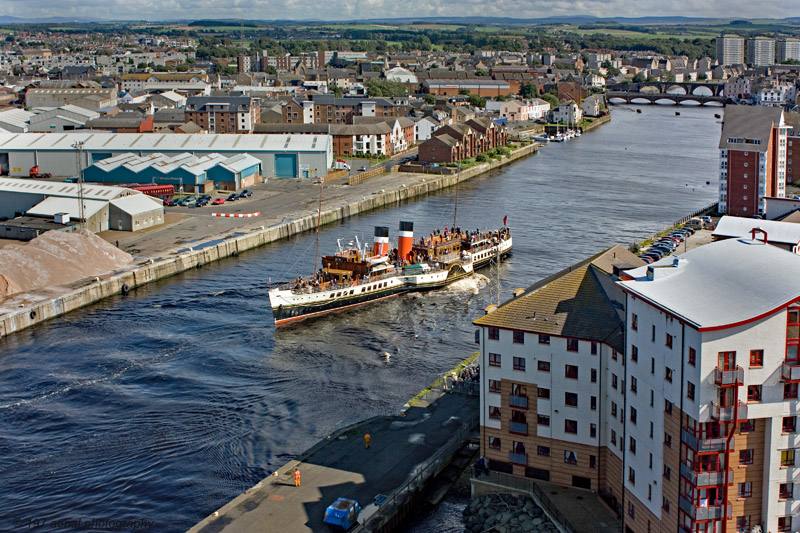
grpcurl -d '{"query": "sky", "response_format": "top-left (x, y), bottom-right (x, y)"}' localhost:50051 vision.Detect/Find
top-left (3, 0), bottom-right (800, 22)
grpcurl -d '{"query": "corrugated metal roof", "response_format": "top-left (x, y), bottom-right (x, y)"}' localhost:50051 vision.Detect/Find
top-left (0, 109), bottom-right (35, 129)
top-left (219, 153), bottom-right (262, 172)
top-left (0, 177), bottom-right (129, 200)
top-left (0, 132), bottom-right (330, 153)
top-left (712, 215), bottom-right (800, 245)
top-left (27, 197), bottom-right (107, 219)
top-left (110, 194), bottom-right (163, 215)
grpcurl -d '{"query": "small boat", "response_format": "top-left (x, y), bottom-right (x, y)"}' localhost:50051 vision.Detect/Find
top-left (714, 114), bottom-right (721, 119)
top-left (675, 111), bottom-right (681, 116)
top-left (268, 222), bottom-right (512, 325)
top-left (532, 134), bottom-right (550, 143)
top-left (636, 109), bottom-right (642, 114)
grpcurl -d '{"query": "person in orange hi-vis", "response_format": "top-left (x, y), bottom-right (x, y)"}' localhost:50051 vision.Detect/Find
top-left (294, 468), bottom-right (300, 487)
top-left (364, 433), bottom-right (371, 449)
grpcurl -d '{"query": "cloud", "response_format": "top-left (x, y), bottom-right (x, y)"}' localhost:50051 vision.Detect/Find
top-left (4, 0), bottom-right (800, 21)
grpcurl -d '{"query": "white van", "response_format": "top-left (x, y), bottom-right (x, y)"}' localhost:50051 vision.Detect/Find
top-left (334, 159), bottom-right (351, 171)
top-left (684, 218), bottom-right (705, 230)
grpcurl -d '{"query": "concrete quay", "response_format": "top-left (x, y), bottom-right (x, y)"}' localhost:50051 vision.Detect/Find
top-left (0, 143), bottom-right (537, 339)
top-left (188, 391), bottom-right (479, 533)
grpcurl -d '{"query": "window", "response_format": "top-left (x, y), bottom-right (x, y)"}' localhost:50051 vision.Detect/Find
top-left (537, 388), bottom-right (550, 399)
top-left (688, 347), bottom-right (696, 366)
top-left (650, 422), bottom-right (654, 438)
top-left (784, 416), bottom-right (797, 433)
top-left (489, 437), bottom-right (501, 450)
top-left (489, 353), bottom-right (501, 367)
top-left (489, 407), bottom-right (501, 420)
top-left (537, 414), bottom-right (550, 426)
top-left (750, 349), bottom-right (763, 367)
top-left (537, 361), bottom-right (550, 372)
top-left (488, 327), bottom-right (499, 340)
top-left (590, 423), bottom-right (597, 438)
top-left (665, 400), bottom-right (673, 415)
top-left (612, 350), bottom-right (618, 361)
top-left (565, 392), bottom-right (578, 407)
top-left (631, 313), bottom-right (638, 331)
top-left (747, 385), bottom-right (761, 402)
top-left (590, 368), bottom-right (597, 383)
top-left (629, 437), bottom-right (636, 454)
top-left (665, 367), bottom-right (673, 383)
top-left (651, 325), bottom-right (656, 342)
top-left (786, 383), bottom-right (799, 400)
top-left (537, 445), bottom-right (550, 457)
top-left (630, 407), bottom-right (637, 424)
top-left (611, 429), bottom-right (617, 445)
top-left (489, 379), bottom-right (501, 393)
top-left (649, 453), bottom-right (653, 468)
top-left (565, 365), bottom-right (578, 379)
top-left (779, 517), bottom-right (792, 532)
top-left (650, 390), bottom-right (654, 407)
top-left (780, 483), bottom-right (793, 500)
top-left (611, 402), bottom-right (618, 418)
top-left (687, 381), bottom-right (695, 401)
top-left (628, 467), bottom-right (635, 485)
top-left (666, 333), bottom-right (673, 349)
top-left (740, 419), bottom-right (754, 433)
top-left (564, 450), bottom-right (578, 465)
top-left (630, 376), bottom-right (637, 393)
top-left (664, 433), bottom-right (672, 448)
top-left (738, 482), bottom-right (752, 498)
top-left (663, 465), bottom-right (671, 480)
top-left (662, 497), bottom-right (670, 513)
top-left (631, 345), bottom-right (638, 362)
top-left (651, 358), bottom-right (654, 374)
top-left (538, 334), bottom-right (550, 345)
top-left (781, 449), bottom-right (795, 467)
top-left (513, 357), bottom-right (526, 371)
top-left (591, 342), bottom-right (598, 355)
top-left (567, 338), bottom-right (579, 352)
top-left (590, 396), bottom-right (597, 410)
top-left (736, 516), bottom-right (750, 532)
top-left (612, 374), bottom-right (618, 389)
top-left (565, 419), bottom-right (578, 434)
top-left (513, 330), bottom-right (524, 344)
top-left (590, 455), bottom-right (596, 469)
top-left (739, 449), bottom-right (754, 465)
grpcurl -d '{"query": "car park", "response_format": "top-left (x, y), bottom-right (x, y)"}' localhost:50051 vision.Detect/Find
top-left (239, 189), bottom-right (253, 198)
top-left (212, 197), bottom-right (226, 205)
top-left (182, 197), bottom-right (197, 208)
top-left (196, 198), bottom-right (210, 207)
top-left (639, 255), bottom-right (654, 264)
top-left (227, 193), bottom-right (239, 202)
top-left (164, 197), bottom-right (181, 206)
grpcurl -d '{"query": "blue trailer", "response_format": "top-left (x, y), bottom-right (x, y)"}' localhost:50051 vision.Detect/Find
top-left (323, 497), bottom-right (361, 530)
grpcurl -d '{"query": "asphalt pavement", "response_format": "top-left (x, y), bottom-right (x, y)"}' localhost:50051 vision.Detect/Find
top-left (188, 391), bottom-right (479, 533)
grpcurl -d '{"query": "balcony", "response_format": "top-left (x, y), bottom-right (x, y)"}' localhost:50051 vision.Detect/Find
top-left (714, 366), bottom-right (744, 387)
top-left (509, 422), bottom-right (528, 435)
top-left (509, 452), bottom-right (528, 465)
top-left (782, 362), bottom-right (800, 383)
top-left (509, 395), bottom-right (528, 409)
top-left (680, 462), bottom-right (733, 486)
top-left (679, 496), bottom-right (731, 521)
top-left (680, 429), bottom-right (732, 452)
top-left (710, 401), bottom-right (747, 422)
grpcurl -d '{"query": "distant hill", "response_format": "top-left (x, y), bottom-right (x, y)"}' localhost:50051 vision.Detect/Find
top-left (0, 15), bottom-right (105, 24)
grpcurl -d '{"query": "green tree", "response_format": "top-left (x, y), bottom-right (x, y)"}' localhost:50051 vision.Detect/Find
top-left (541, 93), bottom-right (559, 109)
top-left (633, 72), bottom-right (646, 83)
top-left (468, 94), bottom-right (486, 108)
top-left (459, 88), bottom-right (471, 95)
top-left (424, 94), bottom-right (436, 105)
top-left (264, 65), bottom-right (277, 75)
top-left (519, 82), bottom-right (536, 99)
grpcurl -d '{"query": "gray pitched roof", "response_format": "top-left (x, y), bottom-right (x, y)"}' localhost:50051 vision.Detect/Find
top-left (719, 105), bottom-right (783, 152)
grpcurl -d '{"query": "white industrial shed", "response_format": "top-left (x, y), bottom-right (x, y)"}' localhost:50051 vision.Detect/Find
top-left (0, 132), bottom-right (333, 178)
top-left (28, 105), bottom-right (100, 132)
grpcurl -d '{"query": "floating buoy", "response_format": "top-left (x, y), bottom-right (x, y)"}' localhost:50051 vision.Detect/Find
top-left (232, 250), bottom-right (239, 257)
top-left (121, 284), bottom-right (130, 295)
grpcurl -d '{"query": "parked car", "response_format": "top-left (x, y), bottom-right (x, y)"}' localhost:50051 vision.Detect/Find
top-left (164, 197), bottom-right (181, 206)
top-left (639, 255), bottom-right (655, 264)
top-left (358, 165), bottom-right (367, 171)
top-left (196, 198), bottom-right (210, 207)
top-left (227, 193), bottom-right (239, 202)
top-left (699, 216), bottom-right (712, 224)
top-left (239, 189), bottom-right (253, 198)
top-left (212, 197), bottom-right (226, 205)
top-left (182, 197), bottom-right (197, 207)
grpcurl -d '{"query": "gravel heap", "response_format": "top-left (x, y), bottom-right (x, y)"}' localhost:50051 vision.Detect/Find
top-left (0, 229), bottom-right (132, 298)
top-left (462, 493), bottom-right (559, 533)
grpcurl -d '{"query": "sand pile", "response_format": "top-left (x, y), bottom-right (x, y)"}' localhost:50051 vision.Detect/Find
top-left (0, 230), bottom-right (132, 298)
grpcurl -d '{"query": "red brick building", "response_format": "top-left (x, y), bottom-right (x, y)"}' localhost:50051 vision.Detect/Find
top-left (282, 95), bottom-right (407, 125)
top-left (718, 106), bottom-right (789, 217)
top-left (418, 119), bottom-right (508, 164)
top-left (184, 96), bottom-right (260, 134)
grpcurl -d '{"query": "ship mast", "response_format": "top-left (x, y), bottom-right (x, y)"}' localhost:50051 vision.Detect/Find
top-left (453, 161), bottom-right (460, 230)
top-left (314, 183), bottom-right (322, 277)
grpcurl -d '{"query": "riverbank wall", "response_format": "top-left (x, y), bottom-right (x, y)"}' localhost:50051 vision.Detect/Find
top-left (0, 143), bottom-right (538, 339)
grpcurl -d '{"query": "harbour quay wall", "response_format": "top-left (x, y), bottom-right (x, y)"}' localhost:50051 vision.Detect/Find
top-left (0, 143), bottom-right (538, 339)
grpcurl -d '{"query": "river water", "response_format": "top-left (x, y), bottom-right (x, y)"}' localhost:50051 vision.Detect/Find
top-left (0, 105), bottom-right (720, 532)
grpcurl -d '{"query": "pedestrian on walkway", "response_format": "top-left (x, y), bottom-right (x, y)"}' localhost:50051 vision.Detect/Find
top-left (364, 433), bottom-right (371, 449)
top-left (294, 468), bottom-right (300, 487)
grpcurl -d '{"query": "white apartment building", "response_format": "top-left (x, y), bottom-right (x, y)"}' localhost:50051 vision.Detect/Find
top-left (746, 38), bottom-right (775, 67)
top-left (475, 236), bottom-right (800, 533)
top-left (776, 39), bottom-right (800, 64)
top-left (755, 85), bottom-right (796, 106)
top-left (716, 36), bottom-right (745, 67)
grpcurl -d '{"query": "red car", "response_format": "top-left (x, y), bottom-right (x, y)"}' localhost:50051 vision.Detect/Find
top-left (212, 197), bottom-right (226, 205)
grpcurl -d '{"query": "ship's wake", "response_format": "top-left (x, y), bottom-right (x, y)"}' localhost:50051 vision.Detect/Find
top-left (443, 273), bottom-right (490, 294)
